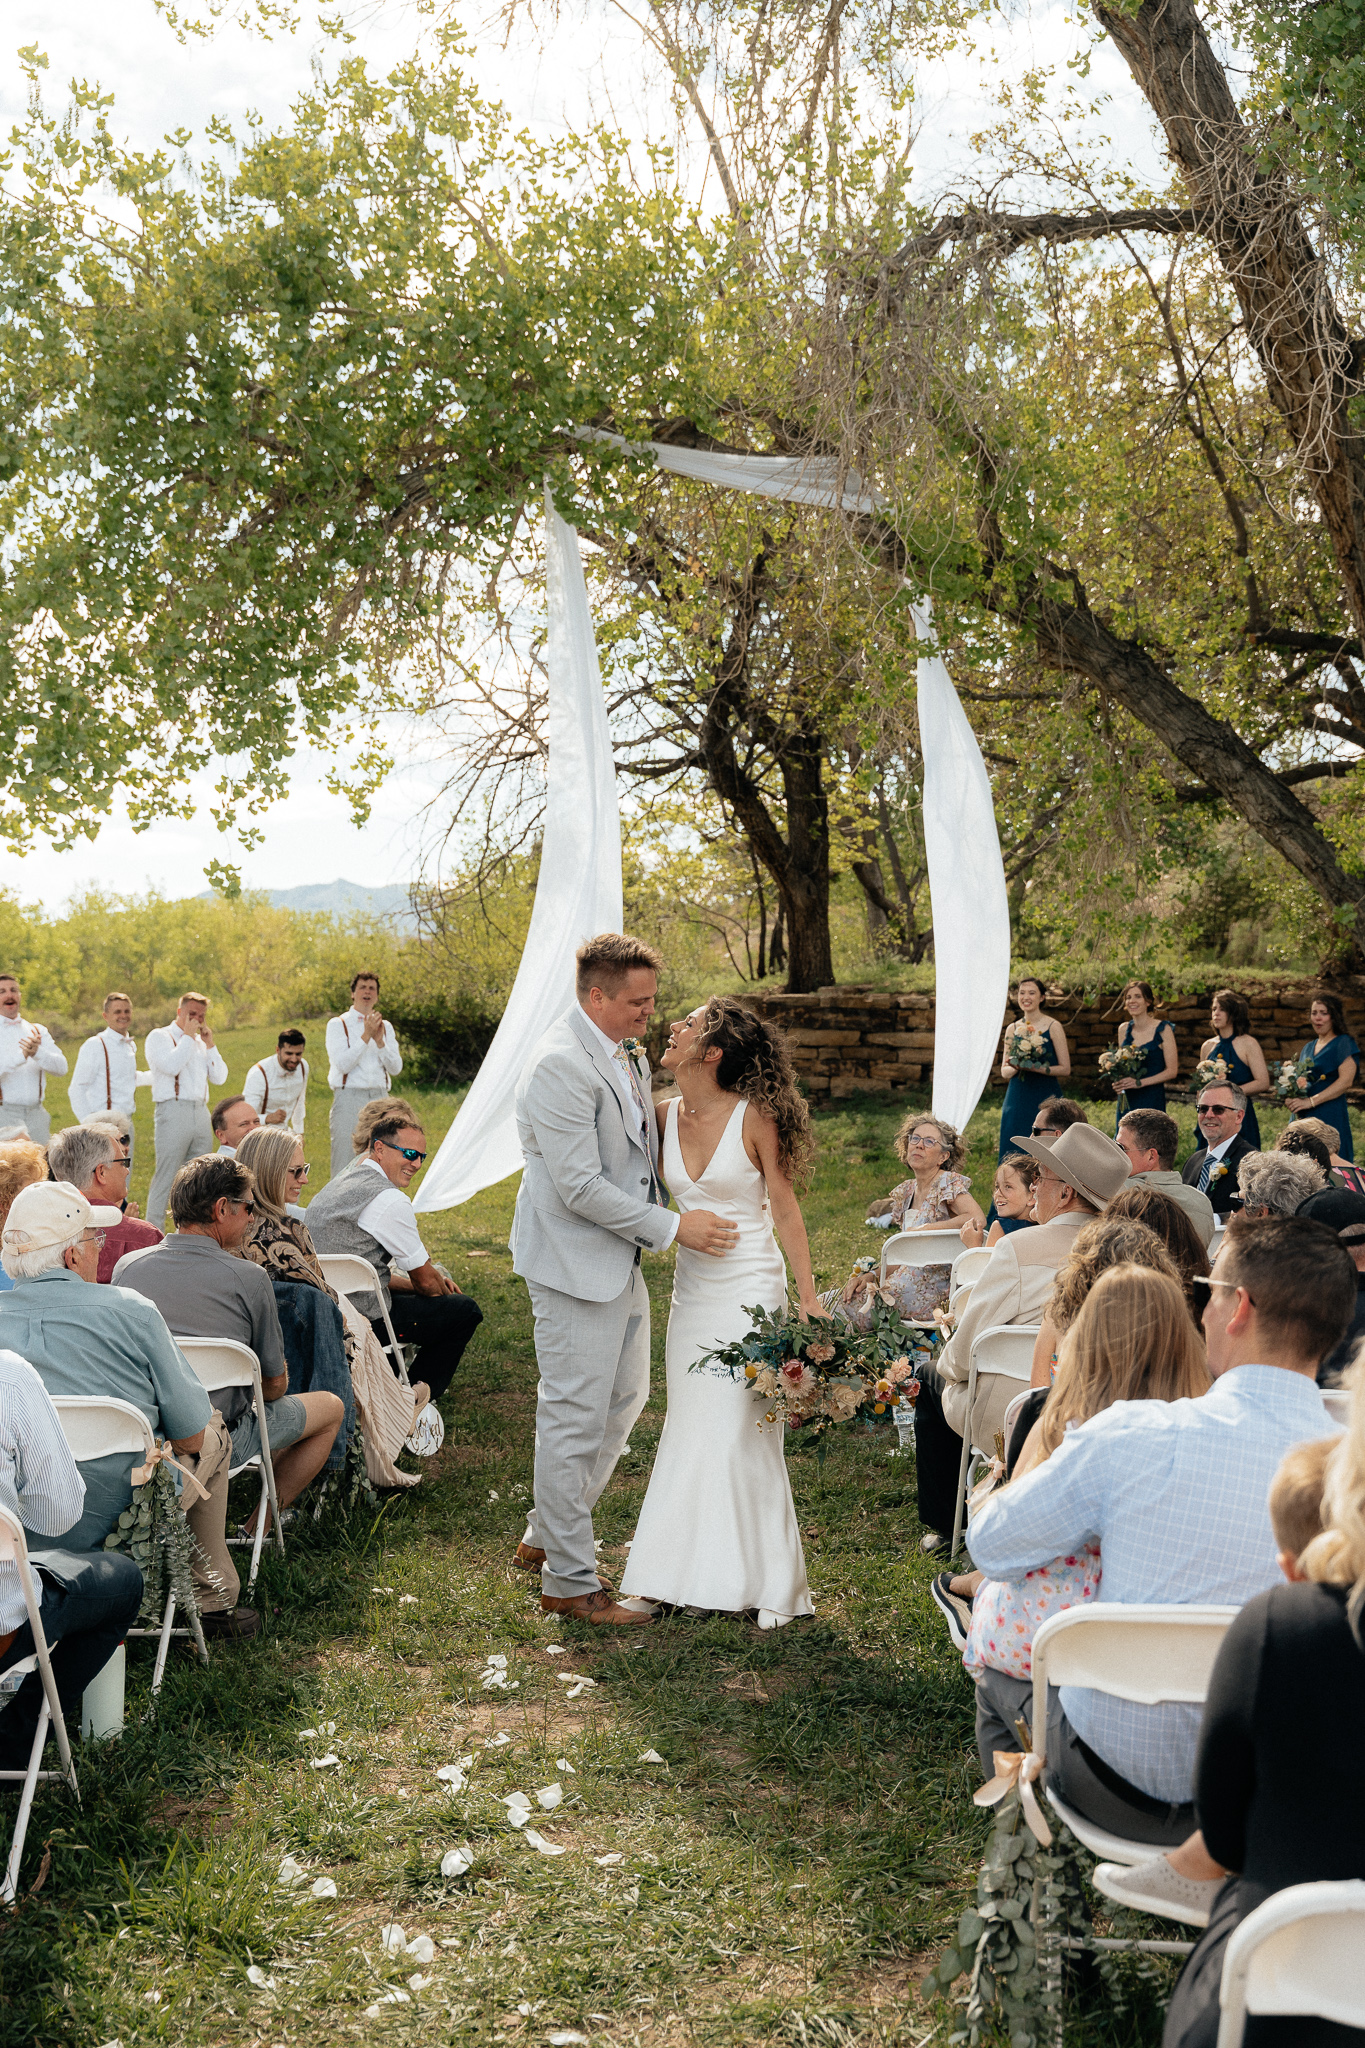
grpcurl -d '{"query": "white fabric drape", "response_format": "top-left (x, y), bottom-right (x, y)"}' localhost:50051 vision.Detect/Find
top-left (414, 489), bottom-right (623, 1213)
top-left (577, 429), bottom-right (880, 514)
top-left (912, 605), bottom-right (1012, 1132)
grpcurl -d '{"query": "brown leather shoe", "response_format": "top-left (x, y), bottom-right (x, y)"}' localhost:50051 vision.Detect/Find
top-left (511, 1542), bottom-right (546, 1572)
top-left (541, 1588), bottom-right (653, 1626)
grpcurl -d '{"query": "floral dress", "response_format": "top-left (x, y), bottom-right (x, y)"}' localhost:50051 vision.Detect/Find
top-left (964, 1544), bottom-right (1103, 1681)
top-left (823, 1169), bottom-right (970, 1326)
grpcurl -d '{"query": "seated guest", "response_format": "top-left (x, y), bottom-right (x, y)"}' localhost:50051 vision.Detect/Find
top-left (0, 1180), bottom-right (254, 1638)
top-left (1298, 1187), bottom-right (1365, 1387)
top-left (1159, 1384), bottom-right (1365, 2048)
top-left (212, 1095), bottom-right (261, 1156)
top-left (1102, 1184), bottom-right (1211, 1323)
top-left (307, 1107), bottom-right (483, 1404)
top-left (1028, 1097), bottom-right (1091, 1140)
top-left (0, 1350), bottom-right (144, 1777)
top-left (959, 1153), bottom-right (1040, 1248)
top-left (47, 1122), bottom-right (163, 1283)
top-left (0, 1140), bottom-right (47, 1294)
top-left (967, 1216), bottom-right (1350, 1845)
top-left (1273, 1121), bottom-right (1337, 1186)
top-left (912, 1123), bottom-right (1131, 1554)
top-left (112, 1156), bottom-right (343, 1544)
top-left (1181, 1083), bottom-right (1255, 1216)
top-left (351, 1093), bottom-right (422, 1156)
top-left (243, 1029), bottom-right (309, 1135)
top-left (1116, 1108), bottom-right (1216, 1248)
top-left (957, 1266), bottom-right (1210, 1774)
top-left (1237, 1149), bottom-right (1325, 1217)
top-left (235, 1127), bottom-right (424, 1489)
top-left (824, 1115), bottom-right (984, 1327)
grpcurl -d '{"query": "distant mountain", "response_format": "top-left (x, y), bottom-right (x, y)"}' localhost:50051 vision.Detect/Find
top-left (204, 879), bottom-right (419, 928)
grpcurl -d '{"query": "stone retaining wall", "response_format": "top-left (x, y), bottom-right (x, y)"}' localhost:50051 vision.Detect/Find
top-left (739, 977), bottom-right (1365, 1100)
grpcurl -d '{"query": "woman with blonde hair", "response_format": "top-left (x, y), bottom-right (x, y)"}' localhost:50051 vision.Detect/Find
top-left (952, 1265), bottom-right (1210, 1771)
top-left (829, 1111), bottom-right (985, 1328)
top-left (0, 1141), bottom-right (47, 1293)
top-left (1161, 1357), bottom-right (1365, 2048)
top-left (236, 1127), bottom-right (425, 1490)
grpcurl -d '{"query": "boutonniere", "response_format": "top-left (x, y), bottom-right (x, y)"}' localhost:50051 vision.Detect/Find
top-left (622, 1037), bottom-right (645, 1062)
top-left (1208, 1161), bottom-right (1229, 1185)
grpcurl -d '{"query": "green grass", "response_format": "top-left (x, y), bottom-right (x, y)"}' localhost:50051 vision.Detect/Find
top-left (6, 1050), bottom-right (1309, 2047)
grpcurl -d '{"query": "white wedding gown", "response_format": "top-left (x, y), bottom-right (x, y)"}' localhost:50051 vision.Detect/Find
top-left (620, 1096), bottom-right (813, 1626)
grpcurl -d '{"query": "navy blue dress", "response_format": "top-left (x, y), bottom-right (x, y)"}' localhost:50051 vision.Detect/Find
top-left (1291, 1034), bottom-right (1360, 1162)
top-left (998, 1024), bottom-right (1060, 1159)
top-left (1113, 1020), bottom-right (1174, 1130)
top-left (1209, 1034), bottom-right (1262, 1150)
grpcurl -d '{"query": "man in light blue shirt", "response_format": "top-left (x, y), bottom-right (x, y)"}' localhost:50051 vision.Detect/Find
top-left (967, 1215), bottom-right (1351, 1845)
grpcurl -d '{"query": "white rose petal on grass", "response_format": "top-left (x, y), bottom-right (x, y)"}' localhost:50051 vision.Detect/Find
top-left (523, 1829), bottom-right (567, 1856)
top-left (311, 1877), bottom-right (338, 1900)
top-left (436, 1766), bottom-right (466, 1792)
top-left (564, 1681), bottom-right (594, 1700)
top-left (488, 1490), bottom-right (500, 1501)
top-left (555, 1672), bottom-right (594, 1686)
top-left (593, 1854), bottom-right (624, 1867)
top-left (364, 1991), bottom-right (412, 2014)
top-left (545, 1645), bottom-right (566, 1656)
top-left (555, 1759), bottom-right (576, 1774)
top-left (379, 1923), bottom-right (406, 1955)
top-left (408, 1973), bottom-right (433, 1991)
top-left (637, 1750), bottom-right (666, 1765)
top-left (486, 1654), bottom-right (508, 1669)
top-left (398, 1594), bottom-right (418, 1605)
top-left (277, 1855), bottom-right (306, 1888)
top-left (547, 2032), bottom-right (590, 2045)
top-left (310, 1753), bottom-right (341, 1770)
top-left (297, 1728), bottom-right (317, 1740)
top-left (536, 1784), bottom-right (563, 1810)
top-left (405, 1935), bottom-right (435, 1963)
top-left (246, 1965), bottom-right (277, 1990)
top-left (440, 1845), bottom-right (474, 1878)
top-left (484, 1732), bottom-right (511, 1749)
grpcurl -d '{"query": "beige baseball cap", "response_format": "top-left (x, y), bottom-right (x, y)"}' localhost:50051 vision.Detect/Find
top-left (1, 1180), bottom-right (95, 1255)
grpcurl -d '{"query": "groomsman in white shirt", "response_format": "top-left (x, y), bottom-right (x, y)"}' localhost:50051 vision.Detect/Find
top-left (68, 992), bottom-right (152, 1133)
top-left (144, 991), bottom-right (229, 1224)
top-left (243, 1029), bottom-right (309, 1135)
top-left (0, 973), bottom-right (68, 1142)
top-left (325, 972), bottom-right (402, 1178)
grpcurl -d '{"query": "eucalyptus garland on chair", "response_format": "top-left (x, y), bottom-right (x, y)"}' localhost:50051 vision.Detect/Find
top-left (103, 1450), bottom-right (209, 1660)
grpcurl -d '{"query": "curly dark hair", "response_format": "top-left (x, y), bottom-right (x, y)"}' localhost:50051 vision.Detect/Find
top-left (691, 997), bottom-right (815, 1188)
top-left (1275, 1124), bottom-right (1334, 1175)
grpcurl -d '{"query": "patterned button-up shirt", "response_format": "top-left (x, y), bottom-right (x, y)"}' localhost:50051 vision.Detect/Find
top-left (0, 1349), bottom-right (85, 1633)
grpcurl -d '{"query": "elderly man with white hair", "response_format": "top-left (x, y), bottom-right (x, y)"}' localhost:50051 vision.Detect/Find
top-left (0, 1181), bottom-right (257, 1640)
top-left (46, 1123), bottom-right (163, 1283)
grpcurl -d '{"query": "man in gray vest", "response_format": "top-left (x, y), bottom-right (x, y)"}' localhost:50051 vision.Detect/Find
top-left (307, 1108), bottom-right (482, 1403)
top-left (509, 932), bottom-right (739, 1627)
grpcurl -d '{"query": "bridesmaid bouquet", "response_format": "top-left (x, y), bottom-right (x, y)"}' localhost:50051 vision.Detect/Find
top-left (1005, 1024), bottom-right (1051, 1073)
top-left (1275, 1052), bottom-right (1316, 1101)
top-left (691, 1295), bottom-right (924, 1440)
top-left (1098, 1041), bottom-right (1147, 1084)
top-left (1191, 1053), bottom-right (1231, 1091)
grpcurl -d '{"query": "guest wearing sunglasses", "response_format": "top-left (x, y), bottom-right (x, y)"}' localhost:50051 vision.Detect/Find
top-left (1181, 1083), bottom-right (1255, 1218)
top-left (308, 1109), bottom-right (483, 1405)
top-left (113, 1154), bottom-right (343, 1561)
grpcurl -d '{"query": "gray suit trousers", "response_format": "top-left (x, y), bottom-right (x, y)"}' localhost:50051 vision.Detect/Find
top-left (330, 1087), bottom-right (384, 1179)
top-left (524, 1264), bottom-right (651, 1599)
top-left (147, 1099), bottom-right (213, 1225)
top-left (0, 1104), bottom-right (50, 1143)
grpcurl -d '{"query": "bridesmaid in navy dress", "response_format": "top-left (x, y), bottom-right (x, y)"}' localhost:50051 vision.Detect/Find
top-left (1197, 987), bottom-right (1270, 1150)
top-left (997, 978), bottom-right (1071, 1159)
top-left (1291, 993), bottom-right (1360, 1162)
top-left (1111, 980), bottom-right (1178, 1130)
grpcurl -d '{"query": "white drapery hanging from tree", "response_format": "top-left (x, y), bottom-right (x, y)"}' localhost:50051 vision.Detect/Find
top-left (415, 448), bottom-right (1009, 1213)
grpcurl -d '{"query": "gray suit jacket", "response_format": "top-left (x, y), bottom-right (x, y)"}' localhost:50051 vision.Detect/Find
top-left (509, 1005), bottom-right (677, 1301)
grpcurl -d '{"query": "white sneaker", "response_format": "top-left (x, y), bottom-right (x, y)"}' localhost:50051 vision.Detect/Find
top-left (1092, 1855), bottom-right (1220, 1928)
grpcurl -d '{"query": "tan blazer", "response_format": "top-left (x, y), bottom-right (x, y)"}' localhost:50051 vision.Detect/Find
top-left (937, 1210), bottom-right (1092, 1444)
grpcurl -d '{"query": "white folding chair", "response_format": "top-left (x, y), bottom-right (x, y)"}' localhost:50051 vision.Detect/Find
top-left (1322, 1389), bottom-right (1350, 1428)
top-left (950, 1325), bottom-right (1040, 1556)
top-left (0, 1507), bottom-right (80, 1907)
top-left (950, 1246), bottom-right (995, 1296)
top-left (317, 1254), bottom-right (413, 1388)
top-left (1030, 1601), bottom-right (1236, 1875)
top-left (175, 1340), bottom-right (284, 1595)
top-left (1217, 1880), bottom-right (1365, 2047)
top-left (1000, 1387), bottom-right (1034, 1459)
top-left (51, 1398), bottom-right (206, 1696)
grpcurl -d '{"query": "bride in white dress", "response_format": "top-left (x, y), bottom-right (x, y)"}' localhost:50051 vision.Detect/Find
top-left (620, 996), bottom-right (826, 1626)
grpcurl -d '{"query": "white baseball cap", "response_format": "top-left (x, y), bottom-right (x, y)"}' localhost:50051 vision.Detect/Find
top-left (1, 1180), bottom-right (95, 1255)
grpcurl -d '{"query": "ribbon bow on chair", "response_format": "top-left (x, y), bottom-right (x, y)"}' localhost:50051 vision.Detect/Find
top-left (130, 1442), bottom-right (210, 1503)
top-left (974, 1748), bottom-right (1053, 1845)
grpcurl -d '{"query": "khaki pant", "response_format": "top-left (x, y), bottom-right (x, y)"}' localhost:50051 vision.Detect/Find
top-left (329, 1086), bottom-right (384, 1179)
top-left (0, 1103), bottom-right (51, 1143)
top-left (177, 1411), bottom-right (240, 1614)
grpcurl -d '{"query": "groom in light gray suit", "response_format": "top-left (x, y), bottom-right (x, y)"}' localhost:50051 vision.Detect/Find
top-left (510, 932), bottom-right (738, 1625)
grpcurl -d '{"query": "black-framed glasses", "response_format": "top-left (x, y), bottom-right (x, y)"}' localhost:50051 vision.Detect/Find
top-left (1029, 1124), bottom-right (1056, 1138)
top-left (1191, 1275), bottom-right (1247, 1312)
top-left (378, 1138), bottom-right (427, 1164)
top-left (1197, 1103), bottom-right (1235, 1118)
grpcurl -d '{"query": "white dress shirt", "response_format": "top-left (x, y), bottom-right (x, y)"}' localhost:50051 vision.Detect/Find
top-left (0, 1349), bottom-right (86, 1632)
top-left (144, 1023), bottom-right (229, 1104)
top-left (354, 1158), bottom-right (428, 1271)
top-left (0, 1015), bottom-right (68, 1108)
top-left (326, 1010), bottom-right (403, 1091)
top-left (243, 1054), bottom-right (309, 1134)
top-left (580, 1008), bottom-right (650, 1151)
top-left (69, 1026), bottom-right (151, 1121)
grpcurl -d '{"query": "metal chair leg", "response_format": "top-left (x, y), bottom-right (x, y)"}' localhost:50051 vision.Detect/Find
top-left (949, 1361), bottom-right (978, 1558)
top-left (150, 1594), bottom-right (177, 1695)
top-left (2, 1700), bottom-right (52, 1906)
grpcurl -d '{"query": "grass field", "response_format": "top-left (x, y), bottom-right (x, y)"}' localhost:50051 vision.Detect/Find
top-left (2, 1035), bottom-right (1347, 2048)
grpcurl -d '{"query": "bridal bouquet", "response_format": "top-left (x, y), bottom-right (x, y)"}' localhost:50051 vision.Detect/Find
top-left (1275, 1052), bottom-right (1316, 1101)
top-left (1005, 1023), bottom-right (1051, 1073)
top-left (1191, 1052), bottom-right (1231, 1091)
top-left (1098, 1041), bottom-right (1147, 1085)
top-left (691, 1295), bottom-right (925, 1440)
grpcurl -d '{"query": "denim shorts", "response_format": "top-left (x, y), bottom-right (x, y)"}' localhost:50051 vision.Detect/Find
top-left (229, 1393), bottom-right (308, 1469)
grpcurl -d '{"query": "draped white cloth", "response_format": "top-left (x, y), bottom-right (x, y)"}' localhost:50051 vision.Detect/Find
top-left (414, 489), bottom-right (623, 1212)
top-left (912, 604), bottom-right (1012, 1132)
top-left (415, 452), bottom-right (1009, 1211)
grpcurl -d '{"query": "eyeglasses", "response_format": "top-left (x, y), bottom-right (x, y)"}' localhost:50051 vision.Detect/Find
top-left (1190, 1276), bottom-right (1250, 1312)
top-left (1029, 1124), bottom-right (1057, 1138)
top-left (378, 1139), bottom-right (427, 1164)
top-left (906, 1133), bottom-right (945, 1149)
top-left (287, 1164), bottom-right (310, 1182)
top-left (82, 1228), bottom-right (106, 1252)
top-left (229, 1199), bottom-right (256, 1216)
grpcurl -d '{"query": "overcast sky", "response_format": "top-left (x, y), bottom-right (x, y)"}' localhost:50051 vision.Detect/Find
top-left (0, 0), bottom-right (1156, 913)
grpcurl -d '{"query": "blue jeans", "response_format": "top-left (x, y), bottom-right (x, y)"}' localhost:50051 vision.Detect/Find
top-left (0, 1551), bottom-right (144, 1769)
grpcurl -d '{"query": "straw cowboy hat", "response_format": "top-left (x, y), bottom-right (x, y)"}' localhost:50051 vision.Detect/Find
top-left (1010, 1123), bottom-right (1131, 1210)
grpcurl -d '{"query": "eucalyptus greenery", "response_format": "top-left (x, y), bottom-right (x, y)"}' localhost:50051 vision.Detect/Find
top-left (103, 1461), bottom-right (208, 1660)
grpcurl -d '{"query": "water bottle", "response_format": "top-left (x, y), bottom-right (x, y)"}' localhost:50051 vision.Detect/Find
top-left (893, 1397), bottom-right (915, 1449)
